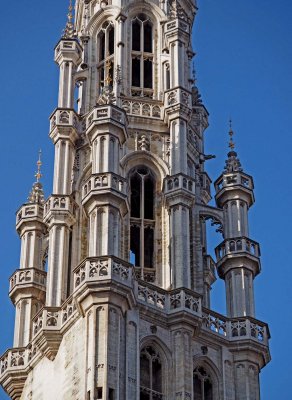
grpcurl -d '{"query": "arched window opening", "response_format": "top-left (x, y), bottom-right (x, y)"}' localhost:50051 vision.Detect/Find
top-left (130, 167), bottom-right (155, 280)
top-left (131, 15), bottom-right (154, 98)
top-left (193, 366), bottom-right (213, 400)
top-left (140, 346), bottom-right (163, 400)
top-left (97, 21), bottom-right (115, 94)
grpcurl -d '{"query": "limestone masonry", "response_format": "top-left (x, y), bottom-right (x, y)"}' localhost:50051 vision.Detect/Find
top-left (0, 0), bottom-right (270, 399)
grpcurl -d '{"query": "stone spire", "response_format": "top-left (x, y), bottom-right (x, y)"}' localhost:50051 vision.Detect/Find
top-left (28, 150), bottom-right (45, 204)
top-left (224, 120), bottom-right (243, 173)
top-left (62, 0), bottom-right (75, 39)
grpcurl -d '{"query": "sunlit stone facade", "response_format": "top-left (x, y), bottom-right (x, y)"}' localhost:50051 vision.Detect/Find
top-left (0, 1), bottom-right (270, 399)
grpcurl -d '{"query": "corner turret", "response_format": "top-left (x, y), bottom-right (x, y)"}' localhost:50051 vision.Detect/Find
top-left (12, 152), bottom-right (47, 347)
top-left (214, 124), bottom-right (260, 318)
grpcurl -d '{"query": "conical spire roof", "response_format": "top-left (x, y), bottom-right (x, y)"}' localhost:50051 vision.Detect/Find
top-left (62, 0), bottom-right (75, 39)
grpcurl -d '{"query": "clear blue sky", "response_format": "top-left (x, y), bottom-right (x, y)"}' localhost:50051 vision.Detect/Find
top-left (0, 1), bottom-right (291, 399)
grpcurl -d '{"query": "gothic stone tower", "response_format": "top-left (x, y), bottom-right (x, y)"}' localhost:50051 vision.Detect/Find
top-left (0, 1), bottom-right (270, 399)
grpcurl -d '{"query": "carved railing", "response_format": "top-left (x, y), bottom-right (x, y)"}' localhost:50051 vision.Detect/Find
top-left (50, 108), bottom-right (79, 132)
top-left (215, 172), bottom-right (254, 193)
top-left (134, 267), bottom-right (156, 284)
top-left (165, 19), bottom-right (190, 34)
top-left (164, 87), bottom-right (192, 109)
top-left (9, 268), bottom-right (47, 292)
top-left (86, 105), bottom-right (127, 129)
top-left (202, 309), bottom-right (269, 345)
top-left (121, 99), bottom-right (162, 119)
top-left (73, 256), bottom-right (133, 290)
top-left (0, 343), bottom-right (40, 377)
top-left (32, 296), bottom-right (77, 339)
top-left (16, 204), bottom-right (43, 224)
top-left (136, 283), bottom-right (202, 316)
top-left (82, 172), bottom-right (127, 200)
top-left (44, 195), bottom-right (75, 217)
top-left (215, 237), bottom-right (260, 261)
top-left (164, 173), bottom-right (195, 195)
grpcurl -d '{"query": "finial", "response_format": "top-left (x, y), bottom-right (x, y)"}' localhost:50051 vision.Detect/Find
top-left (28, 150), bottom-right (45, 205)
top-left (228, 119), bottom-right (235, 150)
top-left (62, 0), bottom-right (75, 39)
top-left (35, 150), bottom-right (42, 183)
top-left (224, 120), bottom-right (243, 173)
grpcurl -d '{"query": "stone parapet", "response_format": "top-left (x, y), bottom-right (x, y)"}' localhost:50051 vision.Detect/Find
top-left (86, 105), bottom-right (128, 144)
top-left (44, 195), bottom-right (76, 227)
top-left (73, 256), bottom-right (133, 291)
top-left (9, 268), bottom-right (47, 304)
top-left (49, 108), bottom-right (80, 143)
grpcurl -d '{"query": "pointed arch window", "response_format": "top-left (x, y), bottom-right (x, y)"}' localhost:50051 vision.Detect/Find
top-left (140, 346), bottom-right (164, 400)
top-left (193, 366), bottom-right (213, 400)
top-left (131, 14), bottom-right (154, 98)
top-left (129, 167), bottom-right (155, 282)
top-left (97, 21), bottom-right (115, 93)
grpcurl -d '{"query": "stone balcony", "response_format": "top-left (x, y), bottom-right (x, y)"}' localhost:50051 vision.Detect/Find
top-left (0, 344), bottom-right (40, 400)
top-left (9, 268), bottom-right (47, 304)
top-left (81, 173), bottom-right (128, 215)
top-left (215, 171), bottom-right (254, 192)
top-left (137, 283), bottom-right (202, 317)
top-left (164, 173), bottom-right (195, 208)
top-left (73, 256), bottom-right (133, 291)
top-left (82, 173), bottom-right (127, 200)
top-left (0, 297), bottom-right (77, 398)
top-left (120, 98), bottom-right (162, 119)
top-left (202, 308), bottom-right (270, 347)
top-left (164, 173), bottom-right (195, 195)
top-left (54, 38), bottom-right (82, 65)
top-left (16, 204), bottom-right (44, 233)
top-left (215, 237), bottom-right (261, 261)
top-left (50, 108), bottom-right (79, 133)
top-left (32, 296), bottom-right (77, 360)
top-left (165, 18), bottom-right (191, 35)
top-left (214, 171), bottom-right (255, 207)
top-left (215, 237), bottom-right (261, 277)
top-left (44, 195), bottom-right (76, 226)
top-left (86, 105), bottom-right (127, 143)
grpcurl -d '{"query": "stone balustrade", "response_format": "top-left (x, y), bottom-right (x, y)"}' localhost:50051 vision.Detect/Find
top-left (50, 108), bottom-right (79, 132)
top-left (165, 18), bottom-right (190, 34)
top-left (16, 204), bottom-right (43, 224)
top-left (164, 173), bottom-right (195, 195)
top-left (73, 256), bottom-right (133, 290)
top-left (82, 173), bottom-right (127, 200)
top-left (9, 268), bottom-right (46, 293)
top-left (136, 284), bottom-right (202, 316)
top-left (134, 267), bottom-right (156, 284)
top-left (215, 171), bottom-right (254, 193)
top-left (86, 105), bottom-right (126, 129)
top-left (164, 87), bottom-right (192, 109)
top-left (32, 296), bottom-right (77, 339)
top-left (121, 99), bottom-right (162, 119)
top-left (215, 237), bottom-right (260, 262)
top-left (0, 343), bottom-right (39, 377)
top-left (44, 195), bottom-right (75, 217)
top-left (202, 309), bottom-right (269, 345)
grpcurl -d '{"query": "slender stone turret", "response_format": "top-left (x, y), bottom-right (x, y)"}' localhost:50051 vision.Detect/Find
top-left (214, 124), bottom-right (260, 318)
top-left (12, 153), bottom-right (47, 347)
